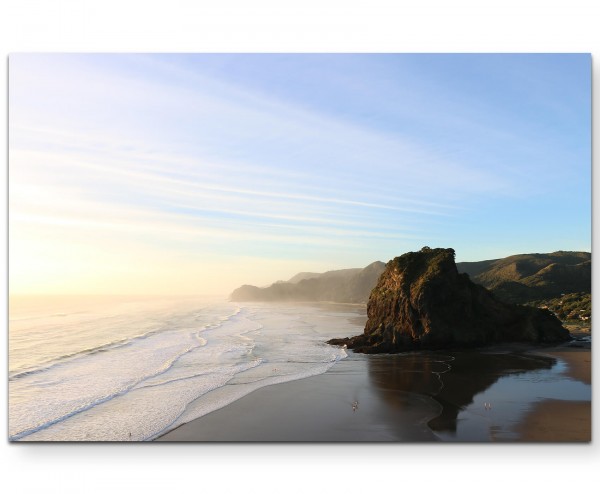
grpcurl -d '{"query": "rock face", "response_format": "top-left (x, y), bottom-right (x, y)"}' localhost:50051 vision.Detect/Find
top-left (328, 247), bottom-right (570, 353)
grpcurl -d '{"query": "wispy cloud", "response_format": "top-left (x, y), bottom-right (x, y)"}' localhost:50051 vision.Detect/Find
top-left (9, 54), bottom-right (590, 294)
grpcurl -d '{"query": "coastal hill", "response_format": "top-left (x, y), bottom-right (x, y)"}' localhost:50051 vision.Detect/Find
top-left (230, 250), bottom-right (590, 306)
top-left (456, 251), bottom-right (591, 304)
top-left (285, 271), bottom-right (324, 284)
top-left (230, 261), bottom-right (386, 304)
top-left (328, 247), bottom-right (570, 353)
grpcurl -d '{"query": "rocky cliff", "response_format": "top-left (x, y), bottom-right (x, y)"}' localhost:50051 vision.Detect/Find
top-left (328, 247), bottom-right (570, 353)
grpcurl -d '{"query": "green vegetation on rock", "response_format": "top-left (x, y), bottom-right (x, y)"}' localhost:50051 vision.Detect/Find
top-left (527, 292), bottom-right (591, 321)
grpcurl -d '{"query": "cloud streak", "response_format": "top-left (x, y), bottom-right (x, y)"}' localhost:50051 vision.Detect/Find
top-left (9, 54), bottom-right (590, 294)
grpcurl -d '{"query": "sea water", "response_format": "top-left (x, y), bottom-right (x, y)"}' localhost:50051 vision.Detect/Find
top-left (8, 296), bottom-right (356, 441)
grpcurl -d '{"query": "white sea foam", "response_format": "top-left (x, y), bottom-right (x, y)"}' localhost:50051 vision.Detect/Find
top-left (9, 297), bottom-right (362, 441)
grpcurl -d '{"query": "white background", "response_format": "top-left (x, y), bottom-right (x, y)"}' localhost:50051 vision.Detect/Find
top-left (1, 1), bottom-right (598, 493)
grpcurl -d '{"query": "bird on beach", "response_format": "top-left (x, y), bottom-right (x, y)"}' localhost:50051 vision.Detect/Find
top-left (352, 400), bottom-right (359, 412)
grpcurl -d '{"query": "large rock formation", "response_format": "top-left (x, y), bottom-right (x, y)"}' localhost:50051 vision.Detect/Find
top-left (328, 247), bottom-right (570, 353)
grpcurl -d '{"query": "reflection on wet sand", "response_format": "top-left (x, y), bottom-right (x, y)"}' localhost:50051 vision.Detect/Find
top-left (367, 351), bottom-right (556, 436)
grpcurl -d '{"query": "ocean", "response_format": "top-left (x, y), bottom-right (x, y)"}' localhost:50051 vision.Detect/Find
top-left (8, 295), bottom-right (357, 441)
top-left (8, 295), bottom-right (591, 442)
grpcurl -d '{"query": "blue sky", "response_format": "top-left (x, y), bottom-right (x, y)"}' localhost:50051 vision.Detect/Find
top-left (9, 53), bottom-right (591, 294)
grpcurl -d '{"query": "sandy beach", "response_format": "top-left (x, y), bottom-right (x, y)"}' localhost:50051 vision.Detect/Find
top-left (157, 338), bottom-right (591, 442)
top-left (157, 355), bottom-right (441, 442)
top-left (514, 399), bottom-right (591, 442)
top-left (510, 345), bottom-right (591, 442)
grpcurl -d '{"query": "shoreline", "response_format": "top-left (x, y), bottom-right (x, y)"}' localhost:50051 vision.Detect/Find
top-left (156, 339), bottom-right (591, 442)
top-left (156, 355), bottom-right (441, 442)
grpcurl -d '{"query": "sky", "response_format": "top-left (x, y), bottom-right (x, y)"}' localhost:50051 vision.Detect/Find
top-left (9, 53), bottom-right (591, 295)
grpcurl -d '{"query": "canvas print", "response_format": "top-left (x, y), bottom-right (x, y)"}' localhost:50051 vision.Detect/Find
top-left (8, 54), bottom-right (591, 442)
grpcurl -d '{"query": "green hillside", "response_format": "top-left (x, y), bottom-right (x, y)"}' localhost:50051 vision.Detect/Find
top-left (456, 251), bottom-right (590, 304)
top-left (526, 292), bottom-right (591, 321)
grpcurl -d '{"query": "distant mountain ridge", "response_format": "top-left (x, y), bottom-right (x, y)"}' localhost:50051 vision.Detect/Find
top-left (230, 251), bottom-right (590, 305)
top-left (285, 272), bottom-right (323, 284)
top-left (230, 261), bottom-right (385, 303)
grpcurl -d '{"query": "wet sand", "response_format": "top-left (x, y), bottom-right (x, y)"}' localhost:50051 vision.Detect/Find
top-left (157, 340), bottom-right (591, 442)
top-left (510, 346), bottom-right (591, 442)
top-left (534, 347), bottom-right (591, 385)
top-left (515, 399), bottom-right (591, 442)
top-left (157, 355), bottom-right (441, 442)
